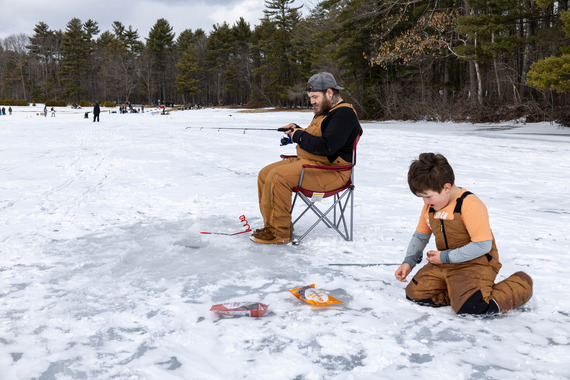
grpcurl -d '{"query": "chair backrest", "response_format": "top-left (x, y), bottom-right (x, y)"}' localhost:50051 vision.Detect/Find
top-left (350, 134), bottom-right (360, 183)
top-left (352, 134), bottom-right (360, 166)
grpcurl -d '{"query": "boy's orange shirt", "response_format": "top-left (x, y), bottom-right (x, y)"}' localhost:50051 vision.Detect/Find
top-left (416, 188), bottom-right (494, 243)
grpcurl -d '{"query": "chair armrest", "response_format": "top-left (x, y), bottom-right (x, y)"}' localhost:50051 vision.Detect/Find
top-left (297, 163), bottom-right (354, 188)
top-left (301, 164), bottom-right (354, 172)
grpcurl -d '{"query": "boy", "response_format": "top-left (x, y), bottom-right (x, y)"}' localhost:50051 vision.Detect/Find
top-left (394, 153), bottom-right (533, 315)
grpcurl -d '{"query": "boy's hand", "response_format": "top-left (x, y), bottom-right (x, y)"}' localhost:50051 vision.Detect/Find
top-left (395, 263), bottom-right (412, 282)
top-left (426, 250), bottom-right (442, 264)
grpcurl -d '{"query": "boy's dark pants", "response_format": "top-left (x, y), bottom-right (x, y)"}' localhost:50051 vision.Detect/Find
top-left (405, 255), bottom-right (532, 314)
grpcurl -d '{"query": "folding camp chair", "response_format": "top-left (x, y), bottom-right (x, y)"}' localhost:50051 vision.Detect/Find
top-left (281, 135), bottom-right (360, 244)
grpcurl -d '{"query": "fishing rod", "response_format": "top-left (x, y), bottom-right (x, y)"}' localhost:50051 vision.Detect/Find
top-left (328, 263), bottom-right (401, 267)
top-left (186, 126), bottom-right (295, 145)
top-left (185, 126), bottom-right (293, 132)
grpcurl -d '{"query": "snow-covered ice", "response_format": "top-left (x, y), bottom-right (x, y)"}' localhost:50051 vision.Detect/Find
top-left (1, 105), bottom-right (569, 379)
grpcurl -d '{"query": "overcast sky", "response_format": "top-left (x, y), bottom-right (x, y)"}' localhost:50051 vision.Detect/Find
top-left (0, 0), bottom-right (313, 40)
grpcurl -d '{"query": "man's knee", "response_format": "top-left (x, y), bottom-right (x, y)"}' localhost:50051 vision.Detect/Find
top-left (265, 165), bottom-right (300, 189)
top-left (258, 165), bottom-right (273, 183)
top-left (265, 170), bottom-right (285, 188)
top-left (259, 163), bottom-right (285, 190)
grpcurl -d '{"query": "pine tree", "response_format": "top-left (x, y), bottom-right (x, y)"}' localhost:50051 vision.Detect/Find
top-left (527, 10), bottom-right (570, 93)
top-left (227, 18), bottom-right (253, 105)
top-left (453, 0), bottom-right (551, 104)
top-left (175, 30), bottom-right (200, 102)
top-left (27, 22), bottom-right (62, 101)
top-left (251, 19), bottom-right (278, 105)
top-left (176, 29), bottom-right (195, 53)
top-left (83, 19), bottom-right (100, 101)
top-left (124, 26), bottom-right (144, 54)
top-left (98, 21), bottom-right (143, 103)
top-left (206, 22), bottom-right (233, 105)
top-left (192, 29), bottom-right (209, 105)
top-left (60, 18), bottom-right (95, 101)
top-left (326, 0), bottom-right (393, 117)
top-left (254, 0), bottom-right (304, 104)
top-left (146, 18), bottom-right (175, 104)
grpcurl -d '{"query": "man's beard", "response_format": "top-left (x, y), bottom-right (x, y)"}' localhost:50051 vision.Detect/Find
top-left (314, 96), bottom-right (333, 116)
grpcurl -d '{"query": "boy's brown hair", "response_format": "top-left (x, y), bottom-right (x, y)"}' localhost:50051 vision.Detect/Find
top-left (408, 153), bottom-right (455, 194)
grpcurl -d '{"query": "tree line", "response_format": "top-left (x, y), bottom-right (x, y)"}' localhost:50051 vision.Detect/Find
top-left (0, 0), bottom-right (569, 124)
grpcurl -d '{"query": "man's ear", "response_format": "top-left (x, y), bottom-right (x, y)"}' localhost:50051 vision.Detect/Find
top-left (442, 183), bottom-right (452, 193)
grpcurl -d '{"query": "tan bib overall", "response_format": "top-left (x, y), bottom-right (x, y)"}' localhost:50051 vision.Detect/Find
top-left (257, 103), bottom-right (356, 238)
top-left (405, 192), bottom-right (533, 314)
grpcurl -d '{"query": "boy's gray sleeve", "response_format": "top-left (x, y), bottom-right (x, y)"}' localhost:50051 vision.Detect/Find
top-left (439, 240), bottom-right (493, 264)
top-left (403, 231), bottom-right (431, 268)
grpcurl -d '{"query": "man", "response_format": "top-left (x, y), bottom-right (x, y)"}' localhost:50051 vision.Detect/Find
top-left (252, 72), bottom-right (362, 244)
top-left (93, 102), bottom-right (101, 122)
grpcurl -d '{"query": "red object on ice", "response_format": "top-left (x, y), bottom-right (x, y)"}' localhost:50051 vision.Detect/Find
top-left (200, 215), bottom-right (252, 236)
top-left (210, 302), bottom-right (269, 317)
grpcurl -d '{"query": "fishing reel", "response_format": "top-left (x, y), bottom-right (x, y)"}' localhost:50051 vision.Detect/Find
top-left (280, 136), bottom-right (292, 146)
top-left (278, 126), bottom-right (295, 146)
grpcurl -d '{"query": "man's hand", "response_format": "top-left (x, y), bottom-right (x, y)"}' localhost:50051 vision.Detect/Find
top-left (277, 124), bottom-right (295, 132)
top-left (426, 250), bottom-right (442, 264)
top-left (280, 123), bottom-right (303, 139)
top-left (395, 263), bottom-right (412, 282)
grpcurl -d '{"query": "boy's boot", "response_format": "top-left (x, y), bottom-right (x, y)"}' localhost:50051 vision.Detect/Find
top-left (491, 271), bottom-right (533, 313)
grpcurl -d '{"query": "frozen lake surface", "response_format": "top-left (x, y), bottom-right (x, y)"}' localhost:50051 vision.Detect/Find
top-left (1, 105), bottom-right (569, 379)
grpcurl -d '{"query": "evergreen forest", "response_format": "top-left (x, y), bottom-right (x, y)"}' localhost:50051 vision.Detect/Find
top-left (0, 0), bottom-right (569, 124)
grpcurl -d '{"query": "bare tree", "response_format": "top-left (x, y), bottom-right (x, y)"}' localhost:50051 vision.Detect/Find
top-left (3, 33), bottom-right (30, 99)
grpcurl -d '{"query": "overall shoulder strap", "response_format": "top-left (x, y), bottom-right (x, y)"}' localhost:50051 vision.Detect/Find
top-left (453, 191), bottom-right (473, 214)
top-left (429, 190), bottom-right (473, 214)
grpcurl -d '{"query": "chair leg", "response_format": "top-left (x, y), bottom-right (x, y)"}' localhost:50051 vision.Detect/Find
top-left (333, 194), bottom-right (338, 226)
top-left (348, 189), bottom-right (354, 241)
top-left (333, 190), bottom-right (352, 240)
top-left (340, 193), bottom-right (350, 239)
top-left (291, 189), bottom-right (353, 243)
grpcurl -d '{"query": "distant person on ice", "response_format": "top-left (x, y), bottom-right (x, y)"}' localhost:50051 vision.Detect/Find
top-left (93, 102), bottom-right (100, 122)
top-left (252, 72), bottom-right (362, 244)
top-left (394, 153), bottom-right (533, 315)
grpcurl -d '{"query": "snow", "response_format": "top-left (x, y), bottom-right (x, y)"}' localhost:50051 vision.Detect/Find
top-left (1, 104), bottom-right (569, 379)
